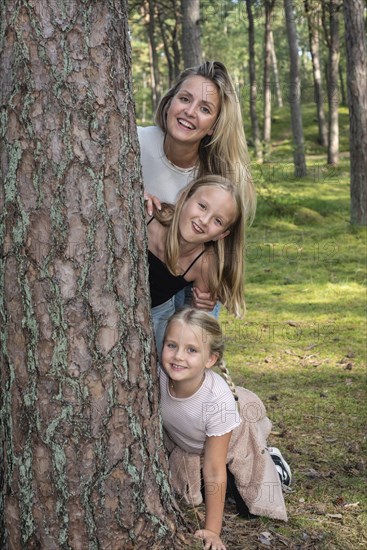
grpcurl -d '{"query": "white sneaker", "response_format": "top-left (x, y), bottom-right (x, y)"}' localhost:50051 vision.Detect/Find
top-left (268, 446), bottom-right (292, 486)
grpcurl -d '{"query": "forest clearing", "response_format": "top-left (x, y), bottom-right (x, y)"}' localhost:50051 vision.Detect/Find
top-left (1, 1), bottom-right (366, 548)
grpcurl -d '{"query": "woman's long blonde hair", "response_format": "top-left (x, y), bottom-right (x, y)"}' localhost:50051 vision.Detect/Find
top-left (165, 308), bottom-right (239, 406)
top-left (155, 60), bottom-right (256, 224)
top-left (154, 175), bottom-right (246, 318)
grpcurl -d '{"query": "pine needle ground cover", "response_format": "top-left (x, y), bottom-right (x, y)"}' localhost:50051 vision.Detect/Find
top-left (185, 106), bottom-right (366, 549)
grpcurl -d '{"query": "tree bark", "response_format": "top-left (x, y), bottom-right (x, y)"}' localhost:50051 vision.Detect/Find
top-left (339, 62), bottom-right (347, 106)
top-left (284, 0), bottom-right (307, 176)
top-left (0, 1), bottom-right (183, 547)
top-left (263, 0), bottom-right (275, 156)
top-left (181, 0), bottom-right (202, 67)
top-left (327, 0), bottom-right (340, 165)
top-left (343, 0), bottom-right (367, 225)
top-left (172, 0), bottom-right (183, 79)
top-left (246, 0), bottom-right (263, 162)
top-left (158, 5), bottom-right (175, 87)
top-left (269, 29), bottom-right (283, 108)
top-left (304, 0), bottom-right (328, 146)
top-left (147, 0), bottom-right (162, 111)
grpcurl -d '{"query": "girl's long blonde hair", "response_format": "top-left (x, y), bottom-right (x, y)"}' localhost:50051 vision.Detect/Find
top-left (155, 60), bottom-right (256, 224)
top-left (154, 175), bottom-right (245, 318)
top-left (165, 308), bottom-right (239, 406)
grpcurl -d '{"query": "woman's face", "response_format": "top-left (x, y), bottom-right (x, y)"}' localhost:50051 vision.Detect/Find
top-left (165, 75), bottom-right (220, 148)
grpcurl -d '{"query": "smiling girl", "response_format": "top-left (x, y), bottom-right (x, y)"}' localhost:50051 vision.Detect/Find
top-left (160, 309), bottom-right (288, 550)
top-left (147, 175), bottom-right (245, 354)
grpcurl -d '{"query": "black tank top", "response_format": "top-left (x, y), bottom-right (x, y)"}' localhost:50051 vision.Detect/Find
top-left (148, 218), bottom-right (206, 307)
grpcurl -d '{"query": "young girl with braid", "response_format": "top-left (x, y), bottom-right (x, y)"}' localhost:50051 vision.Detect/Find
top-left (160, 308), bottom-right (290, 550)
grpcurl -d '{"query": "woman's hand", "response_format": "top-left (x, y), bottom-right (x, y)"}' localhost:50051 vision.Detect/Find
top-left (195, 529), bottom-right (227, 550)
top-left (144, 193), bottom-right (161, 216)
top-left (192, 287), bottom-right (217, 311)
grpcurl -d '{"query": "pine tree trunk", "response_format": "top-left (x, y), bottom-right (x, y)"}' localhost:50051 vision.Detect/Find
top-left (263, 0), bottom-right (275, 157)
top-left (343, 0), bottom-right (367, 225)
top-left (327, 0), bottom-right (340, 165)
top-left (181, 0), bottom-right (202, 67)
top-left (339, 62), bottom-right (347, 106)
top-left (305, 0), bottom-right (328, 146)
top-left (158, 6), bottom-right (175, 87)
top-left (284, 0), bottom-right (307, 176)
top-left (147, 0), bottom-right (161, 111)
top-left (172, 0), bottom-right (182, 79)
top-left (270, 30), bottom-right (283, 108)
top-left (0, 2), bottom-right (184, 547)
top-left (246, 0), bottom-right (263, 162)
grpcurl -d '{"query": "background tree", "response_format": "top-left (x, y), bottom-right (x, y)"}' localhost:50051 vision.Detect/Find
top-left (263, 0), bottom-right (276, 156)
top-left (146, 0), bottom-right (162, 111)
top-left (0, 1), bottom-right (184, 547)
top-left (304, 0), bottom-right (328, 146)
top-left (323, 0), bottom-right (341, 165)
top-left (246, 0), bottom-right (263, 162)
top-left (270, 29), bottom-right (283, 108)
top-left (343, 0), bottom-right (367, 226)
top-left (181, 0), bottom-right (202, 67)
top-left (284, 0), bottom-right (307, 176)
top-left (158, 0), bottom-right (182, 85)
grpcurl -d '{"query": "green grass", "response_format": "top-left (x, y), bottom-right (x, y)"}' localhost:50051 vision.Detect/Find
top-left (216, 103), bottom-right (367, 549)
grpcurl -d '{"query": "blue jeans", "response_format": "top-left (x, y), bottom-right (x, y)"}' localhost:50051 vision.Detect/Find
top-left (151, 297), bottom-right (176, 359)
top-left (175, 286), bottom-right (221, 318)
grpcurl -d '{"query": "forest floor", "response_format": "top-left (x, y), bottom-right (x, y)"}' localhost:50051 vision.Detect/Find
top-left (182, 104), bottom-right (366, 549)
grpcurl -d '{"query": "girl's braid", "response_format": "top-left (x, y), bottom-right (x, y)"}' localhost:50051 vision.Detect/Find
top-left (217, 359), bottom-right (240, 413)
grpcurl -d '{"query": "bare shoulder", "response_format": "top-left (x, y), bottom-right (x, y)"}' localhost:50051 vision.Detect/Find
top-left (147, 217), bottom-right (167, 259)
top-left (190, 246), bottom-right (214, 283)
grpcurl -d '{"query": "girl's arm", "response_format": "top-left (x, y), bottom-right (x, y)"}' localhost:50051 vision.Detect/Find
top-left (190, 254), bottom-right (217, 311)
top-left (195, 431), bottom-right (232, 550)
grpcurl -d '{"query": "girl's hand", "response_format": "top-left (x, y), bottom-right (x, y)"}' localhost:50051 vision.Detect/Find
top-left (192, 288), bottom-right (217, 311)
top-left (144, 193), bottom-right (161, 216)
top-left (195, 529), bottom-right (227, 550)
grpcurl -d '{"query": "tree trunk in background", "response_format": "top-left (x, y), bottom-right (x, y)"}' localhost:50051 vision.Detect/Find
top-left (147, 0), bottom-right (161, 111)
top-left (270, 29), bottom-right (283, 107)
top-left (263, 0), bottom-right (275, 157)
top-left (284, 0), bottom-right (307, 176)
top-left (157, 0), bottom-right (182, 87)
top-left (338, 62), bottom-right (346, 106)
top-left (181, 0), bottom-right (202, 67)
top-left (343, 0), bottom-right (367, 226)
top-left (327, 0), bottom-right (340, 165)
top-left (246, 0), bottom-right (263, 162)
top-left (172, 0), bottom-right (183, 78)
top-left (304, 0), bottom-right (328, 146)
top-left (158, 5), bottom-right (175, 87)
top-left (0, 1), bottom-right (182, 548)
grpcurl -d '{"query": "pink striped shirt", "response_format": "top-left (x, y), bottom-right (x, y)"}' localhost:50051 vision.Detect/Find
top-left (159, 366), bottom-right (242, 454)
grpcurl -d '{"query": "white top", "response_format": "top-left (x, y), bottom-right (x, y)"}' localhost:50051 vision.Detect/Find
top-left (159, 366), bottom-right (242, 454)
top-left (138, 125), bottom-right (196, 203)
